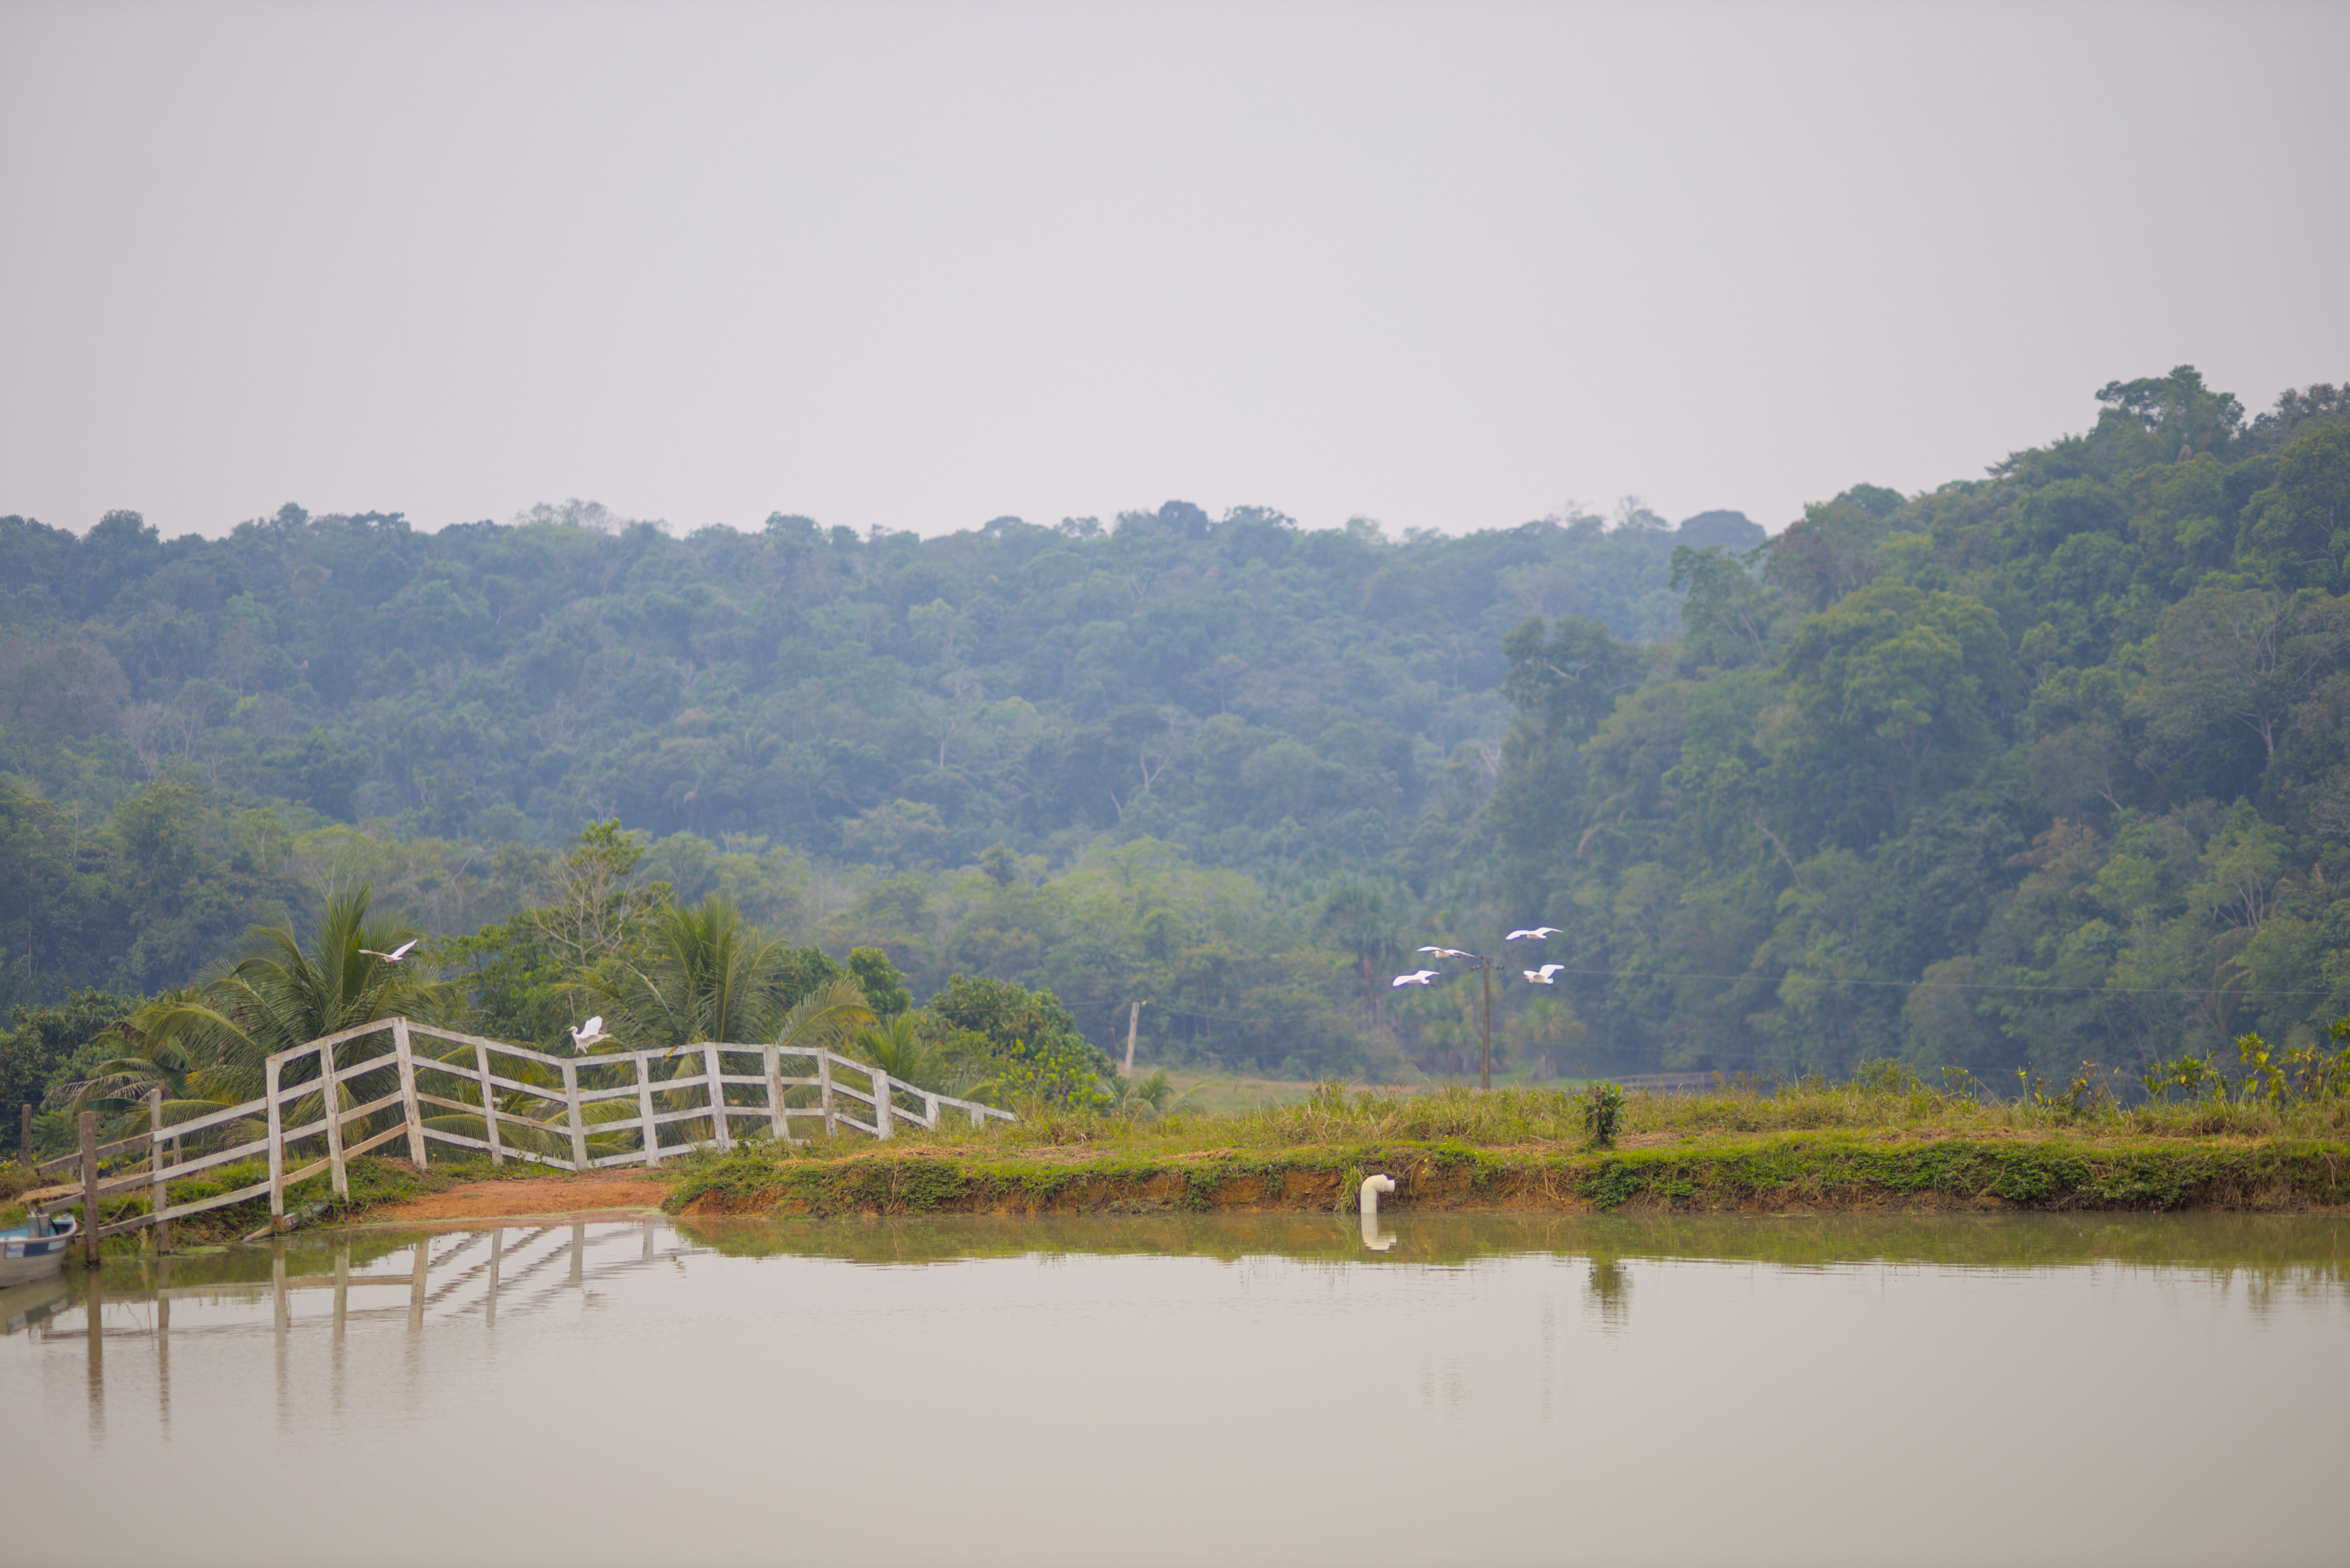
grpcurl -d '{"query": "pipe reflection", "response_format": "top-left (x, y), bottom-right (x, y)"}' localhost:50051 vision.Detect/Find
top-left (1359, 1211), bottom-right (1397, 1252)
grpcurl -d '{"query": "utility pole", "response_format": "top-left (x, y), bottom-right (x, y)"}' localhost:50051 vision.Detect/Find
top-left (1480, 958), bottom-right (1494, 1092)
top-left (1124, 1000), bottom-right (1148, 1077)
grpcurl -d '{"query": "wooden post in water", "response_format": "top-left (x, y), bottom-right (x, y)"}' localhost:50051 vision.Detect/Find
top-left (265, 1056), bottom-right (285, 1235)
top-left (391, 1019), bottom-right (428, 1166)
top-left (818, 1048), bottom-right (837, 1138)
top-left (873, 1067), bottom-right (893, 1140)
top-left (320, 1036), bottom-right (348, 1199)
top-left (475, 1040), bottom-right (505, 1165)
top-left (763, 1044), bottom-right (786, 1144)
top-left (636, 1052), bottom-right (661, 1167)
top-left (561, 1059), bottom-right (587, 1169)
top-left (703, 1045), bottom-right (732, 1151)
top-left (79, 1110), bottom-right (100, 1268)
top-left (149, 1087), bottom-right (170, 1254)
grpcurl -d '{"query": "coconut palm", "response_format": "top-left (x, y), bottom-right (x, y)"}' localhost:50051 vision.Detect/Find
top-left (91, 889), bottom-right (441, 1141)
top-left (846, 1012), bottom-right (945, 1092)
top-left (571, 896), bottom-right (805, 1053)
top-left (572, 897), bottom-right (875, 1145)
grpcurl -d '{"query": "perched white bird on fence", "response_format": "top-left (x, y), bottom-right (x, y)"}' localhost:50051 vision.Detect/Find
top-left (359, 939), bottom-right (419, 963)
top-left (1417, 946), bottom-right (1473, 958)
top-left (1392, 970), bottom-right (1440, 987)
top-left (1523, 964), bottom-right (1566, 984)
top-left (1506, 927), bottom-right (1561, 942)
top-left (568, 1016), bottom-right (611, 1052)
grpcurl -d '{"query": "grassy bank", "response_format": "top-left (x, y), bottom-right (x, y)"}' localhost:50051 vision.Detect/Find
top-left (659, 1078), bottom-right (2350, 1219)
top-left (15, 1077), bottom-right (2345, 1242)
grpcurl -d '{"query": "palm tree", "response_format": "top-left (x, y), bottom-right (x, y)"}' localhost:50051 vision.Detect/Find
top-left (572, 896), bottom-right (874, 1144)
top-left (571, 896), bottom-right (801, 1052)
top-left (86, 889), bottom-right (440, 1141)
top-left (846, 1012), bottom-right (944, 1092)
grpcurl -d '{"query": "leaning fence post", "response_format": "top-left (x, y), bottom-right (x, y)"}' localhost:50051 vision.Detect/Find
top-left (636, 1052), bottom-right (660, 1167)
top-left (703, 1045), bottom-right (733, 1151)
top-left (265, 1055), bottom-right (286, 1235)
top-left (873, 1067), bottom-right (893, 1140)
top-left (474, 1040), bottom-right (505, 1166)
top-left (79, 1110), bottom-right (101, 1268)
top-left (818, 1048), bottom-right (837, 1138)
top-left (149, 1087), bottom-right (171, 1254)
top-left (390, 1018), bottom-right (428, 1167)
top-left (320, 1036), bottom-right (348, 1199)
top-left (562, 1058), bottom-right (588, 1170)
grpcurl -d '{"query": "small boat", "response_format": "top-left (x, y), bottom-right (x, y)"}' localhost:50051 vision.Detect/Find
top-left (0, 1211), bottom-right (77, 1287)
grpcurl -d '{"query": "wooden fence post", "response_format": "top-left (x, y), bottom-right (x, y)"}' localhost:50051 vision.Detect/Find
top-left (636, 1052), bottom-right (660, 1167)
top-left (764, 1044), bottom-right (786, 1144)
top-left (873, 1068), bottom-right (893, 1140)
top-left (703, 1045), bottom-right (733, 1151)
top-left (265, 1055), bottom-right (285, 1236)
top-left (79, 1110), bottom-right (100, 1268)
top-left (18, 1102), bottom-right (29, 1164)
top-left (149, 1087), bottom-right (170, 1254)
top-left (474, 1040), bottom-right (505, 1165)
top-left (818, 1048), bottom-right (837, 1138)
top-left (390, 1018), bottom-right (428, 1167)
top-left (320, 1036), bottom-right (348, 1199)
top-left (561, 1059), bottom-right (587, 1170)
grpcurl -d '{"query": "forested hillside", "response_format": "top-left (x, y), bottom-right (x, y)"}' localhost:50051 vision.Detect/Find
top-left (1494, 369), bottom-right (2350, 1080)
top-left (5, 364), bottom-right (2349, 1094)
top-left (0, 485), bottom-right (1738, 1077)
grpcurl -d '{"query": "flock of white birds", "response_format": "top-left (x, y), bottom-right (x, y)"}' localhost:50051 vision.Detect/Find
top-left (1392, 927), bottom-right (1566, 989)
top-left (359, 927), bottom-right (1570, 1062)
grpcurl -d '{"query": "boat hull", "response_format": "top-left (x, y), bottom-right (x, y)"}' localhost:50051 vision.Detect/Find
top-left (0, 1216), bottom-right (77, 1286)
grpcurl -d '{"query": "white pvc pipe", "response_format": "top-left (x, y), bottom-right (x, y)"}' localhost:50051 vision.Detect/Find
top-left (1358, 1173), bottom-right (1398, 1250)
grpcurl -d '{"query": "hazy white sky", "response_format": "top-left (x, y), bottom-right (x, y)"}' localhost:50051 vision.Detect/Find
top-left (3, 0), bottom-right (2344, 542)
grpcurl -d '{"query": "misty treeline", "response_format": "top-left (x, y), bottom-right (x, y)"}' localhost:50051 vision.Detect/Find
top-left (5, 364), bottom-right (2349, 1098)
top-left (0, 484), bottom-right (1739, 1088)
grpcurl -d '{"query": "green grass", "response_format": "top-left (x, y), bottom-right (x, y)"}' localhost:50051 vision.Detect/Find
top-left (654, 1073), bottom-right (2350, 1220)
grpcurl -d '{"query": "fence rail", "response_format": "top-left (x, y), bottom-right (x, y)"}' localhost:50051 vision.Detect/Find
top-left (29, 1018), bottom-right (1013, 1247)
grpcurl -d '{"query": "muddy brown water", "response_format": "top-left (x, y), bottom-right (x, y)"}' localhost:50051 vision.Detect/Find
top-left (2, 1212), bottom-right (2342, 1566)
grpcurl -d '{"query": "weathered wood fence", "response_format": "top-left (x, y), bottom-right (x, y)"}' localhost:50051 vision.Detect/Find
top-left (25, 1017), bottom-right (1013, 1247)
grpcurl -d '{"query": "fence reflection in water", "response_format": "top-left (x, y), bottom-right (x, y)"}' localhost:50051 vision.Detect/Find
top-left (25, 1221), bottom-right (688, 1434)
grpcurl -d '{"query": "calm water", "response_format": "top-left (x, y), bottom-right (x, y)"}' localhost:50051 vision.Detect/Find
top-left (2, 1212), bottom-right (2342, 1567)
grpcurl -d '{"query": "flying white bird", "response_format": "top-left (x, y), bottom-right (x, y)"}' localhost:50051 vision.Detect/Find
top-left (359, 940), bottom-right (418, 963)
top-left (568, 1016), bottom-right (611, 1052)
top-left (1506, 928), bottom-right (1561, 942)
top-left (1417, 946), bottom-right (1473, 958)
top-left (1392, 971), bottom-right (1440, 987)
top-left (1523, 964), bottom-right (1566, 984)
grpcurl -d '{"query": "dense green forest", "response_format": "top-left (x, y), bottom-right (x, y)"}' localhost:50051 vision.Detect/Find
top-left (6, 364), bottom-right (2350, 1117)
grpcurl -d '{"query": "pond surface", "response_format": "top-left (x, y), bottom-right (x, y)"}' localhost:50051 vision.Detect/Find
top-left (2, 1212), bottom-right (2342, 1566)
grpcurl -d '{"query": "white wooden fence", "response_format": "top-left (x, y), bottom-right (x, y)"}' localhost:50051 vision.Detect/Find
top-left (26, 1017), bottom-right (1013, 1245)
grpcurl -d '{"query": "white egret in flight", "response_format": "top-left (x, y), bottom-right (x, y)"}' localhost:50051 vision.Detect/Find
top-left (568, 1016), bottom-right (612, 1052)
top-left (359, 939), bottom-right (418, 963)
top-left (1417, 946), bottom-right (1473, 958)
top-left (1505, 928), bottom-right (1561, 942)
top-left (1523, 964), bottom-right (1566, 984)
top-left (1392, 970), bottom-right (1440, 987)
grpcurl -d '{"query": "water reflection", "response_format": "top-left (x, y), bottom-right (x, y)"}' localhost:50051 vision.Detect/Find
top-left (3, 1214), bottom-right (2343, 1568)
